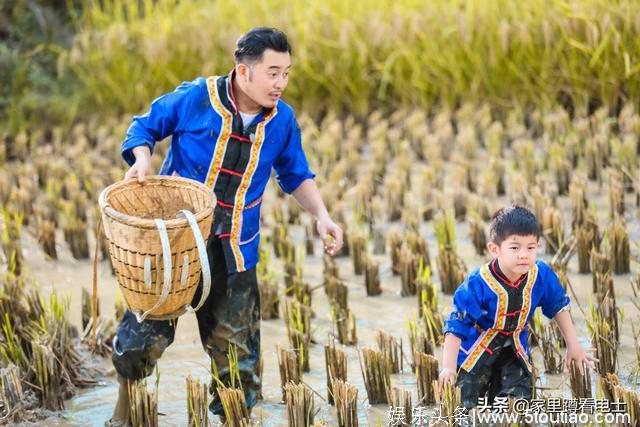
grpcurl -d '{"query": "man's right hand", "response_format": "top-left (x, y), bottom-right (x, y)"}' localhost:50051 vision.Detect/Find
top-left (124, 145), bottom-right (152, 182)
top-left (438, 367), bottom-right (457, 390)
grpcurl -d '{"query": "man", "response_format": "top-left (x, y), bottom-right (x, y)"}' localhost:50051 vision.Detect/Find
top-left (110, 27), bottom-right (343, 425)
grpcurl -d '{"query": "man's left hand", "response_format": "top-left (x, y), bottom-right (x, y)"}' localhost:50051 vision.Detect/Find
top-left (317, 216), bottom-right (343, 256)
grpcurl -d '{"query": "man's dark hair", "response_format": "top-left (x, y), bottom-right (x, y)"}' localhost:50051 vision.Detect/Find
top-left (489, 205), bottom-right (541, 245)
top-left (234, 27), bottom-right (291, 64)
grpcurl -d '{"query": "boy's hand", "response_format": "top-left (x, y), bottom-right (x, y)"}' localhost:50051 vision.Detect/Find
top-left (566, 345), bottom-right (599, 375)
top-left (438, 367), bottom-right (457, 390)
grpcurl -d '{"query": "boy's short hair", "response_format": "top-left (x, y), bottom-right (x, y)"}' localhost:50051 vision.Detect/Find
top-left (489, 205), bottom-right (541, 245)
top-left (234, 27), bottom-right (291, 64)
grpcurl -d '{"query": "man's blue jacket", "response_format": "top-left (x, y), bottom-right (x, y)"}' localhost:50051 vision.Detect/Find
top-left (122, 71), bottom-right (315, 273)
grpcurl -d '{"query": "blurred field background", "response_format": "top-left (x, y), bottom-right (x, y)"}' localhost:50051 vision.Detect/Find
top-left (5, 0), bottom-right (640, 134)
top-left (2, 0), bottom-right (640, 425)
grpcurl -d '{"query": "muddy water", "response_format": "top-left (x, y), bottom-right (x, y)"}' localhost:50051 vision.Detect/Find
top-left (24, 188), bottom-right (640, 426)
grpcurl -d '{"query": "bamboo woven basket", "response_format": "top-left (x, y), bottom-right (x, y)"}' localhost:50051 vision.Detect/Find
top-left (98, 176), bottom-right (215, 321)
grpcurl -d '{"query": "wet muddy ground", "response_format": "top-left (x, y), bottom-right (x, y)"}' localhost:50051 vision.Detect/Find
top-left (21, 184), bottom-right (640, 427)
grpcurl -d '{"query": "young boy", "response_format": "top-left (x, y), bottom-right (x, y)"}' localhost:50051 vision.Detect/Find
top-left (438, 205), bottom-right (597, 409)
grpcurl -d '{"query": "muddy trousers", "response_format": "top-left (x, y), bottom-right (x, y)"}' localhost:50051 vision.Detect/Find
top-left (111, 236), bottom-right (261, 415)
top-left (455, 345), bottom-right (532, 410)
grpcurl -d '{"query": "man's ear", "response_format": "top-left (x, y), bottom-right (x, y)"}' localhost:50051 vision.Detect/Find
top-left (236, 63), bottom-right (249, 82)
top-left (487, 241), bottom-right (499, 257)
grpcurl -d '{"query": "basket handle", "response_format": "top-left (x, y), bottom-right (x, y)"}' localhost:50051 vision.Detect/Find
top-left (135, 218), bottom-right (173, 323)
top-left (178, 209), bottom-right (211, 313)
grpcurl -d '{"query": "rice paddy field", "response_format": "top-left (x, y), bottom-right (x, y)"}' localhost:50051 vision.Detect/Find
top-left (2, 0), bottom-right (640, 426)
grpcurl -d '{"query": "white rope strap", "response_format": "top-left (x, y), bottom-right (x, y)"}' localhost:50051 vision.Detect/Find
top-left (135, 218), bottom-right (173, 323)
top-left (179, 209), bottom-right (211, 313)
top-left (180, 254), bottom-right (189, 287)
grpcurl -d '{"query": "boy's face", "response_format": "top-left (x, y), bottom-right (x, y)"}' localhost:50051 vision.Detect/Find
top-left (237, 49), bottom-right (291, 109)
top-left (487, 234), bottom-right (539, 278)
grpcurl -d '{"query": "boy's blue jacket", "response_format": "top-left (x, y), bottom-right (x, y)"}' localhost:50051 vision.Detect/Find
top-left (443, 259), bottom-right (570, 374)
top-left (121, 72), bottom-right (315, 273)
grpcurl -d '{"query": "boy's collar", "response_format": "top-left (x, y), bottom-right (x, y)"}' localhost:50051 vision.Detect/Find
top-left (489, 258), bottom-right (528, 289)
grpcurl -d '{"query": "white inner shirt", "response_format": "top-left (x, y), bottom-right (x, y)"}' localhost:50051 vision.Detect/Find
top-left (239, 111), bottom-right (259, 132)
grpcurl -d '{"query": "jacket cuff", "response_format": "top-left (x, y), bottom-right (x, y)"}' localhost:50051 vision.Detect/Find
top-left (443, 322), bottom-right (468, 342)
top-left (122, 140), bottom-right (154, 167)
top-left (543, 295), bottom-right (571, 319)
top-left (279, 171), bottom-right (316, 194)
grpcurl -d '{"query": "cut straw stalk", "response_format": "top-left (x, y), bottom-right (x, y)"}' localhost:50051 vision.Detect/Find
top-left (453, 190), bottom-right (468, 221)
top-left (575, 220), bottom-right (598, 274)
top-left (364, 257), bottom-right (381, 296)
top-left (416, 262), bottom-right (438, 314)
top-left (389, 228), bottom-right (403, 276)
top-left (608, 168), bottom-right (625, 218)
top-left (278, 346), bottom-right (302, 402)
top-left (186, 376), bottom-right (208, 427)
top-left (217, 387), bottom-right (250, 427)
top-left (600, 374), bottom-right (639, 426)
top-left (540, 322), bottom-right (564, 375)
top-left (305, 222), bottom-right (315, 256)
top-left (60, 199), bottom-right (89, 260)
top-left (568, 360), bottom-right (592, 399)
top-left (32, 341), bottom-right (64, 411)
top-left (587, 301), bottom-right (618, 376)
top-left (81, 287), bottom-right (100, 331)
top-left (569, 176), bottom-right (588, 229)
top-left (358, 348), bottom-right (391, 405)
top-left (375, 329), bottom-right (403, 374)
top-left (469, 218), bottom-right (487, 257)
top-left (434, 381), bottom-right (461, 420)
top-left (591, 248), bottom-right (612, 295)
top-left (1, 210), bottom-right (24, 275)
top-left (326, 277), bottom-right (348, 312)
top-left (349, 228), bottom-right (368, 276)
top-left (372, 226), bottom-right (386, 255)
top-left (612, 384), bottom-right (640, 427)
top-left (389, 387), bottom-right (412, 425)
top-left (332, 379), bottom-right (358, 427)
top-left (407, 317), bottom-right (434, 369)
top-left (0, 364), bottom-right (23, 417)
top-left (323, 254), bottom-right (340, 288)
top-left (288, 198), bottom-right (301, 225)
top-left (541, 206), bottom-right (564, 255)
top-left (404, 233), bottom-right (430, 269)
top-left (434, 211), bottom-right (466, 295)
top-left (283, 299), bottom-right (312, 339)
top-left (274, 226), bottom-right (293, 260)
top-left (385, 177), bottom-right (405, 222)
top-left (258, 280), bottom-right (280, 320)
top-left (608, 215), bottom-right (630, 275)
top-left (210, 345), bottom-right (250, 426)
top-left (324, 341), bottom-right (347, 405)
top-left (128, 381), bottom-right (159, 427)
top-left (36, 217), bottom-right (57, 260)
top-left (283, 299), bottom-right (312, 372)
top-left (285, 382), bottom-right (315, 427)
top-left (414, 352), bottom-right (438, 405)
top-left (333, 307), bottom-right (357, 346)
top-left (399, 245), bottom-right (418, 296)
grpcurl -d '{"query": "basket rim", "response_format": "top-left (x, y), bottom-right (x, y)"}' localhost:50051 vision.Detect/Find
top-left (98, 175), bottom-right (216, 230)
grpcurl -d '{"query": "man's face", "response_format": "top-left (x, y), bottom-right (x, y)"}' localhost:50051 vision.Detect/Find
top-left (238, 49), bottom-right (291, 109)
top-left (487, 234), bottom-right (539, 278)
